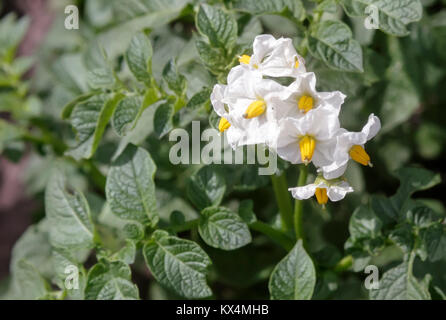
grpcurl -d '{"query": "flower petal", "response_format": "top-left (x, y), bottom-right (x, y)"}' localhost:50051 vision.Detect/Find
top-left (289, 183), bottom-right (318, 200)
top-left (327, 181), bottom-right (354, 202)
top-left (362, 113), bottom-right (381, 141)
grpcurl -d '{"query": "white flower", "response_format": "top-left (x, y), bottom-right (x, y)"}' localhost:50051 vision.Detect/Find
top-left (289, 178), bottom-right (354, 205)
top-left (239, 34), bottom-right (306, 78)
top-left (273, 105), bottom-right (340, 167)
top-left (275, 72), bottom-right (346, 119)
top-left (320, 114), bottom-right (381, 179)
top-left (211, 65), bottom-right (292, 148)
top-left (210, 83), bottom-right (244, 147)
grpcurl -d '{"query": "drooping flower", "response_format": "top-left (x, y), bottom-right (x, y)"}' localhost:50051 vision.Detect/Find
top-left (272, 105), bottom-right (340, 167)
top-left (238, 34), bottom-right (306, 78)
top-left (289, 176), bottom-right (354, 206)
top-left (211, 65), bottom-right (293, 148)
top-left (274, 72), bottom-right (346, 119)
top-left (319, 114), bottom-right (381, 179)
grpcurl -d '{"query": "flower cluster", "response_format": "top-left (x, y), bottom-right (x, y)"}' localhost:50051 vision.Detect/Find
top-left (211, 35), bottom-right (380, 206)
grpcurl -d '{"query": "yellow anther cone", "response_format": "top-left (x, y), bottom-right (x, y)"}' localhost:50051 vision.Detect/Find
top-left (218, 117), bottom-right (231, 132)
top-left (298, 95), bottom-right (314, 113)
top-left (243, 100), bottom-right (266, 119)
top-left (349, 145), bottom-right (372, 167)
top-left (239, 55), bottom-right (251, 65)
top-left (315, 188), bottom-right (328, 206)
top-left (299, 135), bottom-right (316, 165)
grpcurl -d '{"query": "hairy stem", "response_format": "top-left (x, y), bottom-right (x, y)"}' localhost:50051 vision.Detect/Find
top-left (294, 165), bottom-right (308, 242)
top-left (270, 173), bottom-right (294, 233)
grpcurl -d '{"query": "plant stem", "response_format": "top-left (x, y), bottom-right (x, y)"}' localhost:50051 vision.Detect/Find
top-left (270, 173), bottom-right (294, 232)
top-left (250, 221), bottom-right (294, 251)
top-left (170, 218), bottom-right (200, 233)
top-left (334, 255), bottom-right (353, 273)
top-left (294, 165), bottom-right (308, 242)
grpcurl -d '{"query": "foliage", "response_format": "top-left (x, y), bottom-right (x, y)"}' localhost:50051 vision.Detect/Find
top-left (0, 0), bottom-right (445, 300)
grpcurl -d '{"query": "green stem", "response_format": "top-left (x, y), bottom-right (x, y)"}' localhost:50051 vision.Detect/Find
top-left (270, 173), bottom-right (294, 232)
top-left (334, 255), bottom-right (353, 273)
top-left (250, 221), bottom-right (294, 251)
top-left (294, 165), bottom-right (308, 242)
top-left (170, 218), bottom-right (200, 233)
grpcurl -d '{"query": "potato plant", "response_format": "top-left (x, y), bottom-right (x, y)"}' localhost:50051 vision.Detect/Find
top-left (0, 0), bottom-right (445, 300)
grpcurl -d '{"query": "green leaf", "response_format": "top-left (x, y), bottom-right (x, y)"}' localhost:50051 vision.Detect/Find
top-left (349, 205), bottom-right (382, 240)
top-left (10, 220), bottom-right (53, 279)
top-left (419, 224), bottom-right (446, 262)
top-left (66, 93), bottom-right (124, 160)
top-left (0, 14), bottom-right (30, 62)
top-left (52, 248), bottom-right (88, 299)
top-left (196, 4), bottom-right (238, 49)
top-left (269, 240), bottom-right (316, 300)
top-left (186, 166), bottom-right (226, 210)
top-left (380, 70), bottom-right (419, 133)
top-left (238, 199), bottom-right (257, 225)
top-left (87, 67), bottom-right (116, 89)
top-left (45, 169), bottom-right (95, 249)
top-left (125, 32), bottom-right (153, 83)
top-left (370, 259), bottom-right (431, 300)
top-left (389, 223), bottom-right (414, 253)
top-left (9, 259), bottom-right (49, 300)
top-left (199, 206), bottom-right (252, 250)
top-left (94, 0), bottom-right (190, 60)
top-left (85, 260), bottom-right (139, 300)
top-left (394, 167), bottom-right (442, 202)
top-left (186, 88), bottom-right (211, 110)
top-left (195, 37), bottom-right (228, 75)
top-left (339, 0), bottom-right (422, 36)
top-left (0, 119), bottom-right (23, 153)
top-left (308, 20), bottom-right (363, 72)
top-left (234, 0), bottom-right (305, 22)
top-left (61, 92), bottom-right (98, 120)
top-left (106, 144), bottom-right (159, 226)
top-left (112, 95), bottom-right (144, 136)
top-left (315, 0), bottom-right (338, 14)
top-left (110, 240), bottom-right (137, 264)
top-left (162, 59), bottom-right (187, 95)
top-left (153, 100), bottom-right (175, 138)
top-left (143, 230), bottom-right (212, 298)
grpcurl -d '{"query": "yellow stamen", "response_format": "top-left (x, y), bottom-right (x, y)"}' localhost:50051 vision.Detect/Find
top-left (294, 58), bottom-right (300, 69)
top-left (218, 117), bottom-right (231, 132)
top-left (239, 55), bottom-right (251, 65)
top-left (243, 100), bottom-right (266, 119)
top-left (298, 95), bottom-right (314, 113)
top-left (299, 135), bottom-right (316, 165)
top-left (349, 145), bottom-right (372, 167)
top-left (315, 188), bottom-right (328, 206)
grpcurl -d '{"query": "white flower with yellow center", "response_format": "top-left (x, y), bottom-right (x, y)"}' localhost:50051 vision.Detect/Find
top-left (289, 177), bottom-right (354, 206)
top-left (320, 114), bottom-right (381, 179)
top-left (210, 83), bottom-right (244, 147)
top-left (211, 65), bottom-right (292, 148)
top-left (238, 34), bottom-right (306, 78)
top-left (273, 105), bottom-right (340, 167)
top-left (275, 72), bottom-right (346, 119)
